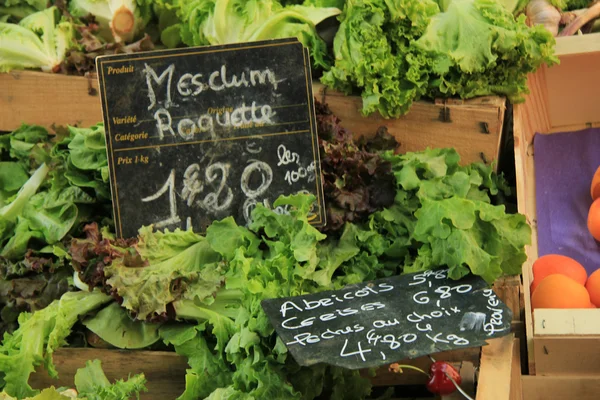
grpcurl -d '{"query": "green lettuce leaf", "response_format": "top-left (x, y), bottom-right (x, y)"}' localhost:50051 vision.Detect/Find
top-left (74, 359), bottom-right (147, 400)
top-left (178, 0), bottom-right (341, 69)
top-left (83, 302), bottom-right (162, 349)
top-left (0, 7), bottom-right (76, 73)
top-left (0, 291), bottom-right (111, 398)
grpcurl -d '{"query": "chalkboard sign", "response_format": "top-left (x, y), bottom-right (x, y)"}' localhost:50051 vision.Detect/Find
top-left (96, 38), bottom-right (326, 238)
top-left (261, 269), bottom-right (512, 370)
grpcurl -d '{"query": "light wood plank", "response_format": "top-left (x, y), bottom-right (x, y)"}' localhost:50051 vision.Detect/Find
top-left (513, 69), bottom-right (552, 375)
top-left (555, 33), bottom-right (600, 56)
top-left (510, 339), bottom-right (523, 400)
top-left (0, 72), bottom-right (506, 169)
top-left (476, 335), bottom-right (515, 400)
top-left (0, 71), bottom-right (102, 131)
top-left (522, 376), bottom-right (600, 400)
top-left (544, 53), bottom-right (600, 129)
top-left (314, 83), bottom-right (505, 166)
top-left (534, 309), bottom-right (600, 335)
top-left (533, 336), bottom-right (600, 375)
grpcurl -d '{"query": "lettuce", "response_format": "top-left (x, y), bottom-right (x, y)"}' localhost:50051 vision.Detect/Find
top-left (74, 359), bottom-right (147, 399)
top-left (0, 291), bottom-right (112, 398)
top-left (0, 124), bottom-right (111, 261)
top-left (322, 0), bottom-right (558, 118)
top-left (414, 0), bottom-right (558, 102)
top-left (0, 359), bottom-right (146, 399)
top-left (0, 7), bottom-right (76, 73)
top-left (69, 0), bottom-right (152, 44)
top-left (0, 0), bottom-right (46, 23)
top-left (177, 0), bottom-right (341, 69)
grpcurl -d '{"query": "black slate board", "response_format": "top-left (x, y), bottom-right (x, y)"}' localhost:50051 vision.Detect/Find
top-left (261, 269), bottom-right (512, 370)
top-left (96, 38), bottom-right (325, 238)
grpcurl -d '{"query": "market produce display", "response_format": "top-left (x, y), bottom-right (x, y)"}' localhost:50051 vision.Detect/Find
top-left (0, 100), bottom-right (531, 398)
top-left (2, 0), bottom-right (572, 398)
top-left (3, 0), bottom-right (592, 117)
top-left (530, 165), bottom-right (600, 311)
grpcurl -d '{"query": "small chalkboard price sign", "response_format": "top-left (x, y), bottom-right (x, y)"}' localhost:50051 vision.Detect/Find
top-left (96, 38), bottom-right (325, 238)
top-left (261, 269), bottom-right (512, 370)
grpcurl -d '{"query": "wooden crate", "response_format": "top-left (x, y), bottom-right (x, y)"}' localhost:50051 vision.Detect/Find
top-left (0, 72), bottom-right (506, 166)
top-left (29, 338), bottom-right (520, 400)
top-left (28, 278), bottom-right (522, 400)
top-left (513, 32), bottom-right (600, 397)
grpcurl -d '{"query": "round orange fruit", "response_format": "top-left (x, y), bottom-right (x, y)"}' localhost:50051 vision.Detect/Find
top-left (532, 274), bottom-right (591, 309)
top-left (591, 166), bottom-right (600, 201)
top-left (588, 198), bottom-right (600, 242)
top-left (530, 254), bottom-right (587, 294)
top-left (585, 269), bottom-right (600, 307)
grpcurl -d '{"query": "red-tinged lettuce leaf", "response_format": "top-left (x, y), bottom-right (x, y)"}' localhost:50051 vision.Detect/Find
top-left (70, 223), bottom-right (137, 292)
top-left (315, 100), bottom-right (398, 233)
top-left (62, 19), bottom-right (154, 75)
top-left (0, 252), bottom-right (71, 337)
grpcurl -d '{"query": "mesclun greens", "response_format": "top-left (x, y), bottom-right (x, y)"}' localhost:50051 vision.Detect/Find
top-left (0, 0), bottom-right (46, 23)
top-left (0, 290), bottom-right (112, 398)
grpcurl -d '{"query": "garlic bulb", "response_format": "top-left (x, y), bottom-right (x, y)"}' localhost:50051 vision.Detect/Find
top-left (526, 0), bottom-right (561, 36)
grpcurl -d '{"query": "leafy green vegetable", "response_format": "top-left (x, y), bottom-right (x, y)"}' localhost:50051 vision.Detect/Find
top-left (71, 195), bottom-right (373, 399)
top-left (177, 0), bottom-right (342, 69)
top-left (105, 227), bottom-right (225, 321)
top-left (0, 7), bottom-right (76, 73)
top-left (316, 100), bottom-right (398, 232)
top-left (74, 359), bottom-right (147, 399)
top-left (0, 359), bottom-right (146, 399)
top-left (0, 0), bottom-right (47, 23)
top-left (82, 302), bottom-right (162, 349)
top-left (0, 291), bottom-right (112, 398)
top-left (334, 148), bottom-right (532, 284)
top-left (322, 0), bottom-right (557, 117)
top-left (414, 0), bottom-right (558, 101)
top-left (0, 253), bottom-right (71, 338)
top-left (69, 0), bottom-right (152, 44)
top-left (0, 388), bottom-right (76, 400)
top-left (0, 124), bottom-right (111, 261)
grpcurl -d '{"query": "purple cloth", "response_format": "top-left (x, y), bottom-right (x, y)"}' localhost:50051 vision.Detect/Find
top-left (534, 128), bottom-right (600, 275)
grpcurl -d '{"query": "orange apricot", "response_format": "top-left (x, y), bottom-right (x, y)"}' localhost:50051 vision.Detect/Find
top-left (585, 269), bottom-right (600, 307)
top-left (530, 254), bottom-right (587, 294)
top-left (591, 166), bottom-right (600, 201)
top-left (588, 198), bottom-right (600, 242)
top-left (532, 274), bottom-right (591, 309)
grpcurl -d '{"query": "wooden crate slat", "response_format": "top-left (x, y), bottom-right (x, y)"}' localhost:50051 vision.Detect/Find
top-left (313, 83), bottom-right (505, 166)
top-left (533, 336), bottom-right (600, 376)
top-left (476, 335), bottom-right (515, 400)
top-left (534, 309), bottom-right (600, 336)
top-left (0, 71), bottom-right (102, 131)
top-left (1, 72), bottom-right (506, 169)
top-left (521, 375), bottom-right (600, 400)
